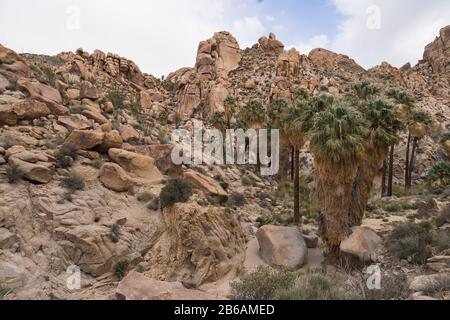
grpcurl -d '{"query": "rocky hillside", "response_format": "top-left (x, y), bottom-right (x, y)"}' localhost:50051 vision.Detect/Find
top-left (0, 25), bottom-right (449, 300)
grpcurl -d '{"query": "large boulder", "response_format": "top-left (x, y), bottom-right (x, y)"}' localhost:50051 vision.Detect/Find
top-left (423, 25), bottom-right (450, 74)
top-left (0, 74), bottom-right (9, 93)
top-left (133, 144), bottom-right (182, 175)
top-left (116, 271), bottom-right (223, 300)
top-left (146, 203), bottom-right (246, 285)
top-left (0, 228), bottom-right (16, 249)
top-left (108, 148), bottom-right (163, 182)
top-left (79, 81), bottom-right (98, 100)
top-left (0, 44), bottom-right (30, 77)
top-left (16, 78), bottom-right (68, 115)
top-left (8, 152), bottom-right (53, 184)
top-left (258, 33), bottom-right (285, 54)
top-left (256, 225), bottom-right (308, 270)
top-left (99, 163), bottom-right (134, 192)
top-left (184, 170), bottom-right (228, 198)
top-left (118, 125), bottom-right (140, 143)
top-left (57, 114), bottom-right (94, 131)
top-left (0, 99), bottom-right (50, 125)
top-left (97, 130), bottom-right (123, 152)
top-left (340, 227), bottom-right (382, 263)
top-left (64, 130), bottom-right (104, 150)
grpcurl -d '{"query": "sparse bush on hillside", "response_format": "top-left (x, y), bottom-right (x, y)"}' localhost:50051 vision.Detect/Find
top-left (386, 221), bottom-right (436, 264)
top-left (230, 267), bottom-right (297, 300)
top-left (0, 285), bottom-right (12, 300)
top-left (241, 175), bottom-right (256, 187)
top-left (348, 272), bottom-right (409, 300)
top-left (137, 191), bottom-right (153, 203)
top-left (6, 165), bottom-right (22, 184)
top-left (61, 171), bottom-right (85, 192)
top-left (113, 260), bottom-right (129, 279)
top-left (109, 224), bottom-right (121, 244)
top-left (227, 192), bottom-right (247, 208)
top-left (159, 178), bottom-right (192, 209)
top-left (106, 88), bottom-right (126, 109)
top-left (55, 144), bottom-right (79, 168)
top-left (0, 133), bottom-right (21, 149)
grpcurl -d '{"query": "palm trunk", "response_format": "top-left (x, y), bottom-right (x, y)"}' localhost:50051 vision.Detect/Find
top-left (349, 146), bottom-right (388, 227)
top-left (316, 157), bottom-right (356, 258)
top-left (405, 133), bottom-right (411, 189)
top-left (290, 146), bottom-right (294, 181)
top-left (381, 160), bottom-right (387, 197)
top-left (293, 146), bottom-right (301, 225)
top-left (387, 145), bottom-right (395, 197)
top-left (407, 138), bottom-right (418, 189)
top-left (277, 137), bottom-right (291, 181)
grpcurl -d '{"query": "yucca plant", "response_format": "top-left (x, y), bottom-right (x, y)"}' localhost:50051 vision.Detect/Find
top-left (309, 101), bottom-right (367, 257)
top-left (349, 98), bottom-right (404, 226)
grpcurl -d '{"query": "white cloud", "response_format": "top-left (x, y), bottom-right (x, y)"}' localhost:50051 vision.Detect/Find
top-left (266, 15), bottom-right (275, 22)
top-left (0, 0), bottom-right (243, 77)
top-left (292, 34), bottom-right (330, 55)
top-left (330, 0), bottom-right (450, 68)
top-left (272, 25), bottom-right (285, 31)
top-left (232, 16), bottom-right (265, 48)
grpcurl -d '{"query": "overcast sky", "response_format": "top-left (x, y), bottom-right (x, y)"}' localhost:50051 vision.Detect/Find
top-left (0, 0), bottom-right (449, 77)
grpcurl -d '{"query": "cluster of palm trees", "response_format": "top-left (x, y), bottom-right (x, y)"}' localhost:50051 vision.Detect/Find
top-left (211, 82), bottom-right (433, 259)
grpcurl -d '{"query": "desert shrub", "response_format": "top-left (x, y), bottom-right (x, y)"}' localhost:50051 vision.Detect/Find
top-left (137, 192), bottom-right (153, 203)
top-left (55, 144), bottom-right (79, 168)
top-left (348, 272), bottom-right (409, 300)
top-left (162, 79), bottom-right (176, 92)
top-left (386, 221), bottom-right (437, 264)
top-left (230, 266), bottom-right (297, 300)
top-left (91, 159), bottom-right (104, 169)
top-left (0, 133), bottom-right (21, 149)
top-left (435, 231), bottom-right (450, 252)
top-left (69, 105), bottom-right (84, 114)
top-left (427, 162), bottom-right (450, 187)
top-left (109, 224), bottom-right (120, 243)
top-left (241, 175), bottom-right (255, 187)
top-left (227, 192), bottom-right (247, 208)
top-left (160, 178), bottom-right (192, 209)
top-left (275, 269), bottom-right (345, 300)
top-left (147, 198), bottom-right (160, 211)
top-left (6, 166), bottom-right (22, 183)
top-left (157, 128), bottom-right (170, 144)
top-left (114, 260), bottom-right (129, 279)
top-left (220, 181), bottom-right (230, 192)
top-left (158, 110), bottom-right (169, 123)
top-left (106, 89), bottom-right (126, 109)
top-left (61, 171), bottom-right (85, 191)
top-left (256, 210), bottom-right (294, 227)
top-left (0, 285), bottom-right (12, 300)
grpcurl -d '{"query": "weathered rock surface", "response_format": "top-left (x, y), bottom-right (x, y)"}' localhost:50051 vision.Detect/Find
top-left (116, 271), bottom-right (223, 300)
top-left (340, 227), bottom-right (382, 263)
top-left (64, 130), bottom-right (104, 150)
top-left (256, 225), bottom-right (307, 270)
top-left (99, 162), bottom-right (134, 192)
top-left (184, 170), bottom-right (228, 198)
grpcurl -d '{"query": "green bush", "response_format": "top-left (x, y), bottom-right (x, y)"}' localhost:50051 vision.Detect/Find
top-left (0, 285), bottom-right (12, 300)
top-left (241, 175), bottom-right (255, 187)
top-left (160, 178), bottom-right (192, 209)
top-left (386, 221), bottom-right (437, 264)
top-left (440, 133), bottom-right (450, 144)
top-left (106, 89), bottom-right (126, 108)
top-left (230, 267), bottom-right (297, 300)
top-left (227, 192), bottom-right (247, 208)
top-left (55, 144), bottom-right (79, 168)
top-left (114, 260), bottom-right (129, 279)
top-left (275, 269), bottom-right (345, 300)
top-left (427, 162), bottom-right (450, 187)
top-left (137, 192), bottom-right (153, 203)
top-left (109, 224), bottom-right (120, 244)
top-left (61, 171), bottom-right (85, 191)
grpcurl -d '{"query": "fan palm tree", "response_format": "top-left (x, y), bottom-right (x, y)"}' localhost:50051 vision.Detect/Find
top-left (406, 110), bottom-right (433, 189)
top-left (308, 101), bottom-right (367, 257)
top-left (349, 98), bottom-right (404, 226)
top-left (354, 81), bottom-right (380, 101)
top-left (268, 99), bottom-right (291, 180)
top-left (387, 88), bottom-right (415, 192)
top-left (239, 100), bottom-right (266, 129)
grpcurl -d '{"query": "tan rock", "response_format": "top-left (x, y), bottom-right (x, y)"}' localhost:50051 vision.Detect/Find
top-left (118, 125), bottom-right (140, 142)
top-left (108, 148), bottom-right (163, 181)
top-left (57, 114), bottom-right (94, 131)
top-left (184, 170), bottom-right (228, 198)
top-left (146, 203), bottom-right (246, 285)
top-left (0, 74), bottom-right (9, 93)
top-left (102, 101), bottom-right (114, 114)
top-left (340, 227), bottom-right (382, 263)
top-left (80, 81), bottom-right (98, 100)
top-left (82, 109), bottom-right (108, 125)
top-left (0, 99), bottom-right (50, 125)
top-left (116, 271), bottom-right (223, 300)
top-left (134, 144), bottom-right (182, 175)
top-left (9, 154), bottom-right (53, 184)
top-left (0, 228), bottom-right (16, 249)
top-left (258, 33), bottom-right (285, 54)
top-left (4, 145), bottom-right (26, 160)
top-left (66, 89), bottom-right (80, 100)
top-left (64, 130), bottom-right (104, 150)
top-left (99, 163), bottom-right (134, 192)
top-left (98, 130), bottom-right (123, 152)
top-left (256, 225), bottom-right (308, 271)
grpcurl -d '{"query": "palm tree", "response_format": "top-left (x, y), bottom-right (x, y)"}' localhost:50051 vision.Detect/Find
top-left (239, 100), bottom-right (266, 129)
top-left (354, 81), bottom-right (380, 101)
top-left (406, 110), bottom-right (433, 189)
top-left (349, 98), bottom-right (404, 226)
top-left (387, 88), bottom-right (415, 192)
top-left (308, 100), bottom-right (366, 258)
top-left (268, 99), bottom-right (291, 180)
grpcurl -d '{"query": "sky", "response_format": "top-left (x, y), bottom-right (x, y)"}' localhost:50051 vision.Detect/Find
top-left (0, 0), bottom-right (449, 77)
